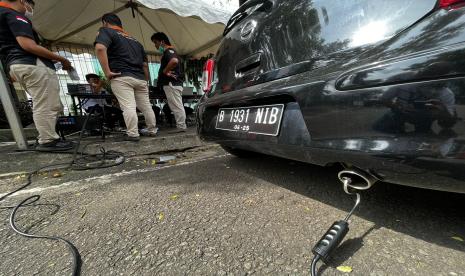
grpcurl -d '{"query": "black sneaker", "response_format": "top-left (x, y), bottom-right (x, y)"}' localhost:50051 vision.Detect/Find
top-left (126, 136), bottom-right (140, 142)
top-left (35, 139), bottom-right (75, 152)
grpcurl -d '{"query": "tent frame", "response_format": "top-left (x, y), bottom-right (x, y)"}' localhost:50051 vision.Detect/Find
top-left (0, 69), bottom-right (28, 149)
top-left (50, 0), bottom-right (222, 57)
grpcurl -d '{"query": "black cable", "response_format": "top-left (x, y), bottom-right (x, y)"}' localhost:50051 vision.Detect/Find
top-left (9, 196), bottom-right (81, 276)
top-left (0, 107), bottom-right (126, 276)
top-left (73, 145), bottom-right (125, 170)
top-left (310, 255), bottom-right (321, 276)
top-left (0, 161), bottom-right (82, 276)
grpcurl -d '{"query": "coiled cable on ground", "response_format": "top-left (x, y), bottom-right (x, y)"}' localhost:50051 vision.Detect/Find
top-left (0, 109), bottom-right (126, 276)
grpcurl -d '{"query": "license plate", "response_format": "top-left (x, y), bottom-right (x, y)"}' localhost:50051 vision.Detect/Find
top-left (215, 104), bottom-right (284, 136)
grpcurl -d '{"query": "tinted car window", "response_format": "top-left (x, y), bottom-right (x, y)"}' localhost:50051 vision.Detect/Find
top-left (214, 0), bottom-right (437, 94)
top-left (313, 0), bottom-right (436, 49)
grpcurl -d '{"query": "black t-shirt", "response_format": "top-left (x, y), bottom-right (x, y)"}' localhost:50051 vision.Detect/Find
top-left (0, 7), bottom-right (55, 72)
top-left (95, 27), bottom-right (147, 81)
top-left (158, 47), bottom-right (183, 87)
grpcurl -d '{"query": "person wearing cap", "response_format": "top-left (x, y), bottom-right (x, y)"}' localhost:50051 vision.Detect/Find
top-left (94, 13), bottom-right (157, 142)
top-left (151, 32), bottom-right (187, 133)
top-left (0, 0), bottom-right (75, 151)
top-left (83, 73), bottom-right (124, 130)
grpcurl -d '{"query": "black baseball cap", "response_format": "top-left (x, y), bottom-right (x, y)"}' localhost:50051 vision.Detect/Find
top-left (85, 73), bottom-right (100, 81)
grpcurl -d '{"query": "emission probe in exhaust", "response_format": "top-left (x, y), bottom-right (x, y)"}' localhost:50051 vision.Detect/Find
top-left (310, 168), bottom-right (378, 276)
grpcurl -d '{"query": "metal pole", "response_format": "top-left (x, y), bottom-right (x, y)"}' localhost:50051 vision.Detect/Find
top-left (135, 7), bottom-right (160, 33)
top-left (52, 4), bottom-right (128, 44)
top-left (0, 67), bottom-right (28, 149)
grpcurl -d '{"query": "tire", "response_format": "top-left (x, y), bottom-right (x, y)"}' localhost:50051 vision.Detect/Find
top-left (221, 145), bottom-right (259, 158)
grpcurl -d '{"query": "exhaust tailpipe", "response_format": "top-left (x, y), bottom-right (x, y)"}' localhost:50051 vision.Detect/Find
top-left (337, 167), bottom-right (379, 191)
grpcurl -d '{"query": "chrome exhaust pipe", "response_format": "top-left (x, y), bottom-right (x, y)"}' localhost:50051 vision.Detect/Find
top-left (337, 167), bottom-right (379, 191)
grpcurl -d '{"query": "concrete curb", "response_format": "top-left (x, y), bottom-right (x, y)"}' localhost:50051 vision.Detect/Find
top-left (0, 130), bottom-right (208, 180)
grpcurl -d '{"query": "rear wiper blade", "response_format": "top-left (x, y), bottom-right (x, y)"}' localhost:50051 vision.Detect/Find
top-left (223, 0), bottom-right (270, 36)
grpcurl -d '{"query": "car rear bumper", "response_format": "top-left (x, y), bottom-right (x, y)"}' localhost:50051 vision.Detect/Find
top-left (197, 82), bottom-right (465, 194)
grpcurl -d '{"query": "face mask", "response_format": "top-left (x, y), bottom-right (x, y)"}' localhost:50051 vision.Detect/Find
top-left (22, 2), bottom-right (34, 19)
top-left (158, 45), bottom-right (165, 54)
top-left (25, 9), bottom-right (33, 19)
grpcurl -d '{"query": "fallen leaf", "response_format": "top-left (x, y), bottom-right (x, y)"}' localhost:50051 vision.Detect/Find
top-left (151, 160), bottom-right (157, 165)
top-left (158, 213), bottom-right (165, 221)
top-left (451, 236), bottom-right (464, 242)
top-left (169, 194), bottom-right (179, 200)
top-left (244, 199), bottom-right (255, 205)
top-left (337, 266), bottom-right (353, 273)
top-left (52, 171), bottom-right (63, 178)
top-left (304, 207), bottom-right (311, 212)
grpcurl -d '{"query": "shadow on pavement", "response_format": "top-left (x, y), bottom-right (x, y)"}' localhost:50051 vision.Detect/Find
top-left (224, 154), bottom-right (465, 253)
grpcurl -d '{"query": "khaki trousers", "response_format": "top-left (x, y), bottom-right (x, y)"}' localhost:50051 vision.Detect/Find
top-left (9, 59), bottom-right (62, 144)
top-left (164, 83), bottom-right (186, 129)
top-left (111, 76), bottom-right (157, 137)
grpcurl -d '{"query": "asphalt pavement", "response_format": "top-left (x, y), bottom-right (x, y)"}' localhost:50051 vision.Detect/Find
top-left (0, 144), bottom-right (464, 275)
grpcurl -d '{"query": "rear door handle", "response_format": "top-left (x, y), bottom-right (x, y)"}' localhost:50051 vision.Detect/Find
top-left (235, 52), bottom-right (262, 76)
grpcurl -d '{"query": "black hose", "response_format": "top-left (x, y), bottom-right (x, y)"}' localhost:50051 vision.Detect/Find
top-left (0, 162), bottom-right (70, 203)
top-left (9, 195), bottom-right (81, 276)
top-left (311, 255), bottom-right (320, 276)
top-left (0, 108), bottom-right (126, 276)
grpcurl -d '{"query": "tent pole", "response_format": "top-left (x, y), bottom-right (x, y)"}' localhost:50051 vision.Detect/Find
top-left (188, 35), bottom-right (223, 57)
top-left (52, 5), bottom-right (128, 44)
top-left (134, 7), bottom-right (159, 33)
top-left (0, 68), bottom-right (28, 149)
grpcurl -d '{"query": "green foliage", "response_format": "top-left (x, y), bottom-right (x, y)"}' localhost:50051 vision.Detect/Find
top-left (96, 70), bottom-right (113, 93)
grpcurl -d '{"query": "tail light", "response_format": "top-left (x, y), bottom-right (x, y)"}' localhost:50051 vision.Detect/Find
top-left (202, 59), bottom-right (215, 94)
top-left (439, 0), bottom-right (465, 8)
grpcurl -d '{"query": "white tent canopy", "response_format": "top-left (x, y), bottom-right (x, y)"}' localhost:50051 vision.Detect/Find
top-left (32, 0), bottom-right (237, 57)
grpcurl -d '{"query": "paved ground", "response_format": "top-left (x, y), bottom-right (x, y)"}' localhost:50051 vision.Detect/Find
top-left (0, 137), bottom-right (464, 275)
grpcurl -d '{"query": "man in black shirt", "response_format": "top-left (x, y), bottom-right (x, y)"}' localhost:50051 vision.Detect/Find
top-left (151, 32), bottom-right (187, 132)
top-left (0, 0), bottom-right (74, 151)
top-left (95, 13), bottom-right (157, 141)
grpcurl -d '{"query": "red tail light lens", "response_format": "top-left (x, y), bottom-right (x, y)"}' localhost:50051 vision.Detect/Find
top-left (439, 0), bottom-right (465, 8)
top-left (202, 59), bottom-right (215, 94)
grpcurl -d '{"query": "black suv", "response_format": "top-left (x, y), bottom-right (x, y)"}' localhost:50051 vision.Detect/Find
top-left (197, 0), bottom-right (465, 193)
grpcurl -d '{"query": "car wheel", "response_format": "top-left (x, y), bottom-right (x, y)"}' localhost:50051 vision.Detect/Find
top-left (221, 145), bottom-right (258, 158)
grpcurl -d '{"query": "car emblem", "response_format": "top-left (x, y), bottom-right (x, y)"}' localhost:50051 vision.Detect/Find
top-left (240, 20), bottom-right (257, 40)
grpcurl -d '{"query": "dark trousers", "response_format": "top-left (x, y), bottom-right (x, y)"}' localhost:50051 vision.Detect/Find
top-left (85, 105), bottom-right (125, 129)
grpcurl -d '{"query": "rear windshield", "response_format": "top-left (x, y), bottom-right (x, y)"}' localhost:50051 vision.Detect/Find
top-left (313, 0), bottom-right (436, 48)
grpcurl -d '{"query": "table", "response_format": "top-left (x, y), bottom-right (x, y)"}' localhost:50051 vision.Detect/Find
top-left (68, 89), bottom-right (202, 116)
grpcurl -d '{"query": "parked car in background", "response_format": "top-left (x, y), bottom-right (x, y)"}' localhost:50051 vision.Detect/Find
top-left (197, 0), bottom-right (465, 193)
